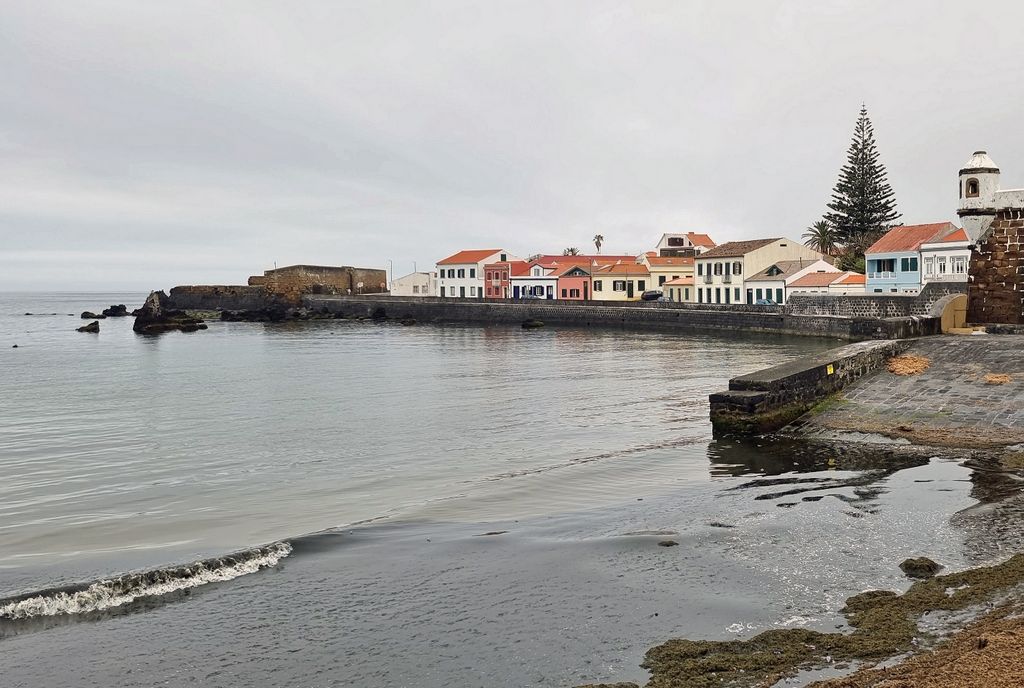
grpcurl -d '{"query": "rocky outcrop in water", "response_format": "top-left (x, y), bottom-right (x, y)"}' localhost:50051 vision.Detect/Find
top-left (77, 321), bottom-right (100, 333)
top-left (101, 304), bottom-right (129, 317)
top-left (80, 311), bottom-right (106, 319)
top-left (132, 291), bottom-right (208, 334)
top-left (900, 556), bottom-right (943, 579)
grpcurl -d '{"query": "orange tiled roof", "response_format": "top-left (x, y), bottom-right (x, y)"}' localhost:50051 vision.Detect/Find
top-left (865, 223), bottom-right (956, 254)
top-left (646, 256), bottom-right (695, 267)
top-left (595, 262), bottom-right (651, 275)
top-left (835, 272), bottom-right (866, 285)
top-left (663, 276), bottom-right (694, 286)
top-left (942, 228), bottom-right (969, 242)
top-left (438, 249), bottom-right (503, 265)
top-left (790, 272), bottom-right (846, 288)
top-left (687, 232), bottom-right (716, 248)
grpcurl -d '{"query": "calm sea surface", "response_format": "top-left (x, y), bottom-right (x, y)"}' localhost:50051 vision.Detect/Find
top-left (0, 292), bottom-right (1006, 687)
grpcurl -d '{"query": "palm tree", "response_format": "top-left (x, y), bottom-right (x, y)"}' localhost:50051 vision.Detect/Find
top-left (563, 247), bottom-right (580, 256)
top-left (593, 234), bottom-right (604, 254)
top-left (803, 220), bottom-right (838, 256)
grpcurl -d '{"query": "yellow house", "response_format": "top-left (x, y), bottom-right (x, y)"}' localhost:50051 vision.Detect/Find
top-left (663, 276), bottom-right (695, 303)
top-left (591, 262), bottom-right (652, 301)
top-left (640, 254), bottom-right (695, 290)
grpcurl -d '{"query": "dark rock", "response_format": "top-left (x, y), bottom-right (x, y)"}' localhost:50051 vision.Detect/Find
top-left (101, 304), bottom-right (129, 317)
top-left (77, 321), bottom-right (100, 333)
top-left (81, 311), bottom-right (106, 319)
top-left (12, 344), bottom-right (18, 348)
top-left (657, 540), bottom-right (679, 547)
top-left (24, 312), bottom-right (32, 316)
top-left (899, 557), bottom-right (943, 579)
top-left (130, 308), bottom-right (143, 317)
top-left (522, 319), bottom-right (545, 329)
top-left (400, 318), bottom-right (417, 326)
top-left (133, 290), bottom-right (207, 334)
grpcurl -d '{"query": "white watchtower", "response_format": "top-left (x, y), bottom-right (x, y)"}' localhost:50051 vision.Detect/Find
top-left (957, 151), bottom-right (1000, 242)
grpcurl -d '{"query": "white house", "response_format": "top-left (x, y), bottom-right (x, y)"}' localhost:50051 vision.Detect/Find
top-left (509, 262), bottom-right (558, 299)
top-left (743, 258), bottom-right (839, 305)
top-left (389, 271), bottom-right (436, 297)
top-left (788, 271), bottom-right (867, 296)
top-left (436, 249), bottom-right (521, 298)
top-left (921, 227), bottom-right (971, 284)
top-left (693, 238), bottom-right (825, 305)
top-left (654, 232), bottom-right (716, 257)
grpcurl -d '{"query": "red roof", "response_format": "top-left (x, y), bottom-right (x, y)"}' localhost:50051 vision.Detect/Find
top-left (438, 249), bottom-right (503, 265)
top-left (835, 273), bottom-right (866, 285)
top-left (865, 224), bottom-right (957, 254)
top-left (942, 228), bottom-right (969, 243)
top-left (508, 262), bottom-right (535, 277)
top-left (663, 276), bottom-right (694, 286)
top-left (687, 232), bottom-right (716, 248)
top-left (790, 272), bottom-right (845, 288)
top-left (646, 256), bottom-right (695, 267)
top-left (532, 254), bottom-right (637, 264)
top-left (595, 262), bottom-right (651, 275)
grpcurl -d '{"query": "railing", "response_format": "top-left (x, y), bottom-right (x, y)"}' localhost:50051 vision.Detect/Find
top-left (869, 271), bottom-right (896, 279)
top-left (703, 274), bottom-right (713, 284)
top-left (722, 275), bottom-right (732, 284)
top-left (490, 279), bottom-right (501, 287)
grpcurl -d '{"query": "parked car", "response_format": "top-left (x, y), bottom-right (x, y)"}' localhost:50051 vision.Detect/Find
top-left (640, 290), bottom-right (663, 301)
top-left (754, 298), bottom-right (777, 305)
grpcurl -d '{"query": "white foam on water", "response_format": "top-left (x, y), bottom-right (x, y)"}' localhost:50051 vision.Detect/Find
top-left (0, 542), bottom-right (291, 620)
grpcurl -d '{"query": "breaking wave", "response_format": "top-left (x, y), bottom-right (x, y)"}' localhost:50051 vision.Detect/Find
top-left (0, 542), bottom-right (291, 621)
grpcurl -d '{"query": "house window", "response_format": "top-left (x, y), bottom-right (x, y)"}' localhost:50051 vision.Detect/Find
top-left (725, 288), bottom-right (731, 304)
top-left (561, 288), bottom-right (567, 298)
top-left (954, 257), bottom-right (967, 274)
top-left (734, 288), bottom-right (740, 301)
top-left (733, 262), bottom-right (742, 275)
top-left (697, 263), bottom-right (704, 276)
top-left (440, 286), bottom-right (445, 297)
top-left (500, 254), bottom-right (507, 261)
top-left (924, 257), bottom-right (934, 276)
top-left (775, 288), bottom-right (783, 303)
top-left (613, 280), bottom-right (627, 291)
top-left (412, 285), bottom-right (419, 294)
top-left (715, 287), bottom-right (721, 303)
top-left (470, 286), bottom-right (476, 296)
top-left (570, 289), bottom-right (580, 298)
top-left (966, 178), bottom-right (980, 198)
top-left (697, 289), bottom-right (703, 303)
top-left (469, 268), bottom-right (476, 278)
top-left (900, 257), bottom-right (918, 272)
top-left (637, 280), bottom-right (646, 291)
top-left (937, 257), bottom-right (947, 274)
top-left (724, 262), bottom-right (731, 275)
top-left (714, 263), bottom-right (723, 276)
top-left (684, 288), bottom-right (690, 300)
top-left (593, 280), bottom-right (603, 292)
top-left (659, 276), bottom-right (666, 286)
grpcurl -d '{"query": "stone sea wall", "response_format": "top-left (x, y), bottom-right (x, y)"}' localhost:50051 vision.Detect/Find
top-left (968, 208), bottom-right (1024, 324)
top-left (304, 295), bottom-right (940, 341)
top-left (248, 265), bottom-right (387, 303)
top-left (788, 282), bottom-right (968, 318)
top-left (166, 285), bottom-right (287, 311)
top-left (708, 339), bottom-right (913, 434)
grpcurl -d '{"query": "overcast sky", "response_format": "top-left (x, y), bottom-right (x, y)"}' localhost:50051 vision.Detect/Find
top-left (2, 1), bottom-right (1023, 291)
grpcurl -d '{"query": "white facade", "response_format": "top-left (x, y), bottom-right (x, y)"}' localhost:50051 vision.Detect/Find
top-left (436, 249), bottom-right (522, 298)
top-left (958, 151), bottom-right (1024, 242)
top-left (743, 258), bottom-right (839, 305)
top-left (389, 271), bottom-right (436, 296)
top-left (655, 232), bottom-right (715, 257)
top-left (921, 236), bottom-right (971, 284)
top-left (510, 263), bottom-right (557, 298)
top-left (693, 239), bottom-right (825, 305)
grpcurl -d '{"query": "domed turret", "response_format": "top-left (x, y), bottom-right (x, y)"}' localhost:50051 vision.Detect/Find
top-left (958, 151), bottom-right (1000, 242)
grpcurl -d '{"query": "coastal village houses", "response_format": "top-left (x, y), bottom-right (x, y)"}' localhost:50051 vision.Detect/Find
top-left (864, 222), bottom-right (961, 295)
top-left (788, 271), bottom-right (867, 297)
top-left (743, 258), bottom-right (839, 305)
top-left (436, 249), bottom-right (521, 298)
top-left (693, 239), bottom-right (826, 305)
top-left (655, 232), bottom-right (716, 257)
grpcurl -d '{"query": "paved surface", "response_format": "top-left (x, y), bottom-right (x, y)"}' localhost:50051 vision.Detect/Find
top-left (793, 335), bottom-right (1024, 448)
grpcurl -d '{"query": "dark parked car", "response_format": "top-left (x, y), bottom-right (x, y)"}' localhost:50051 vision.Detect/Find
top-left (754, 298), bottom-right (777, 305)
top-left (640, 290), bottom-right (663, 301)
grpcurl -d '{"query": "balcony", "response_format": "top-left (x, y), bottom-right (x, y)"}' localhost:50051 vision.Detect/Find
top-left (869, 271), bottom-right (896, 280)
top-left (490, 279), bottom-right (501, 287)
top-left (722, 275), bottom-right (732, 284)
top-left (703, 274), bottom-right (713, 284)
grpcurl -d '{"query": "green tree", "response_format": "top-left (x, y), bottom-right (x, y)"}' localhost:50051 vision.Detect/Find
top-left (563, 247), bottom-right (580, 256)
top-left (593, 234), bottom-right (604, 254)
top-left (802, 220), bottom-right (838, 256)
top-left (824, 105), bottom-right (901, 251)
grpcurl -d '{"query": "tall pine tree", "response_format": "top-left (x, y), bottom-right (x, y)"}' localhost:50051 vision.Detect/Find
top-left (824, 106), bottom-right (900, 252)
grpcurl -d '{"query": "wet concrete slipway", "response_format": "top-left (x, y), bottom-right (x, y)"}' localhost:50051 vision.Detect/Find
top-left (2, 294), bottom-right (1021, 687)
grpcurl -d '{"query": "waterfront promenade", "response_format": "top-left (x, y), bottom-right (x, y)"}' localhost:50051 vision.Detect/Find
top-left (792, 335), bottom-right (1024, 448)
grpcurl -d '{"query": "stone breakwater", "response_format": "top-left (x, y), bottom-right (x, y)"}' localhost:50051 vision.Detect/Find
top-left (303, 295), bottom-right (942, 341)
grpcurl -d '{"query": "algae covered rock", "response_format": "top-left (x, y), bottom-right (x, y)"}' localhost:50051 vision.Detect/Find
top-left (900, 556), bottom-right (943, 579)
top-left (77, 321), bottom-right (100, 333)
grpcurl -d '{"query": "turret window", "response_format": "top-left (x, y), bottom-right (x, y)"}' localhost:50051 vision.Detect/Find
top-left (966, 178), bottom-right (980, 198)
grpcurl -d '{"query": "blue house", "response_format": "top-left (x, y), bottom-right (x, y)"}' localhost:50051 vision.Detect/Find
top-left (864, 223), bottom-right (958, 295)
